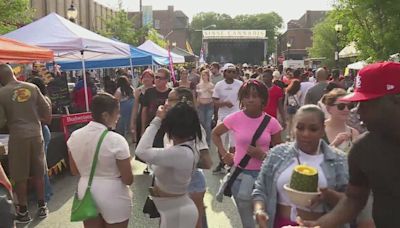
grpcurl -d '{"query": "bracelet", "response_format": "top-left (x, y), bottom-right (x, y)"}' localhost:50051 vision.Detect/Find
top-left (254, 209), bottom-right (269, 219)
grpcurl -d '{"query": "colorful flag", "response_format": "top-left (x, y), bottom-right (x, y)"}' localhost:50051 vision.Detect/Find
top-left (186, 40), bottom-right (194, 54)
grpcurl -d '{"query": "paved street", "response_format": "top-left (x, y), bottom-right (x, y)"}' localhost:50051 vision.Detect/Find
top-left (18, 144), bottom-right (242, 228)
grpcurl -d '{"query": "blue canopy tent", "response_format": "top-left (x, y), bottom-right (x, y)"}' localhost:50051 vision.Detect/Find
top-left (53, 46), bottom-right (169, 70)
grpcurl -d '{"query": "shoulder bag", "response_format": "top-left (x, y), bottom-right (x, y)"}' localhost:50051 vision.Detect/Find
top-left (142, 144), bottom-right (196, 218)
top-left (70, 129), bottom-right (108, 222)
top-left (217, 115), bottom-right (271, 201)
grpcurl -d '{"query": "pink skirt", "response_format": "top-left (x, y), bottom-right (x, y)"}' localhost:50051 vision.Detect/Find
top-left (274, 215), bottom-right (299, 228)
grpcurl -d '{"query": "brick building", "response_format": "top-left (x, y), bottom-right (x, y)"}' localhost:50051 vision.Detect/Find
top-left (277, 11), bottom-right (327, 61)
top-left (29, 0), bottom-right (115, 31)
top-left (129, 6), bottom-right (189, 50)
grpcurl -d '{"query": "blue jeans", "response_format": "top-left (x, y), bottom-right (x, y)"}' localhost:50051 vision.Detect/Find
top-left (231, 169), bottom-right (259, 228)
top-left (116, 98), bottom-right (134, 137)
top-left (42, 125), bottom-right (52, 202)
top-left (197, 103), bottom-right (213, 146)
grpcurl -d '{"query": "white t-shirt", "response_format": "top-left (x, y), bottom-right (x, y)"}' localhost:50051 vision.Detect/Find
top-left (67, 121), bottom-right (131, 178)
top-left (299, 81), bottom-right (315, 106)
top-left (212, 79), bottom-right (243, 120)
top-left (276, 149), bottom-right (327, 214)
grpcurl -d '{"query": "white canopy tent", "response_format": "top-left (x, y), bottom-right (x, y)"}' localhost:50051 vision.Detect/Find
top-left (339, 42), bottom-right (360, 58)
top-left (347, 60), bottom-right (367, 70)
top-left (138, 40), bottom-right (185, 64)
top-left (3, 13), bottom-right (131, 111)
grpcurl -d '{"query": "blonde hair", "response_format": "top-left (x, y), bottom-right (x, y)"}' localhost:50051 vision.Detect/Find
top-left (199, 69), bottom-right (211, 85)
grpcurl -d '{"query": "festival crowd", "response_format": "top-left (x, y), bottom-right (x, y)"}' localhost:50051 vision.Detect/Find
top-left (0, 60), bottom-right (399, 228)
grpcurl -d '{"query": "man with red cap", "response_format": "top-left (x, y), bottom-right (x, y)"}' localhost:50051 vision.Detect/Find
top-left (300, 62), bottom-right (400, 227)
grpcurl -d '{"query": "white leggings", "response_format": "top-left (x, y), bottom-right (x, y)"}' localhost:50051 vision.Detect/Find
top-left (152, 194), bottom-right (198, 228)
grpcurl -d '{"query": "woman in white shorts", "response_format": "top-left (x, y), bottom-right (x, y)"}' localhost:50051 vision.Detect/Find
top-left (68, 93), bottom-right (134, 228)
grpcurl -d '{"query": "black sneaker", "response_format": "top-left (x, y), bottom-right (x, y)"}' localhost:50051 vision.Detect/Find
top-left (143, 167), bottom-right (150, 175)
top-left (212, 163), bottom-right (224, 175)
top-left (38, 205), bottom-right (49, 219)
top-left (15, 211), bottom-right (32, 224)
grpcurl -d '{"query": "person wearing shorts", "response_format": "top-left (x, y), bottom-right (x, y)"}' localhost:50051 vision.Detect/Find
top-left (0, 64), bottom-right (51, 223)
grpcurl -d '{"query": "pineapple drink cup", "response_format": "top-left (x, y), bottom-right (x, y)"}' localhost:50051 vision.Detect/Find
top-left (289, 165), bottom-right (319, 192)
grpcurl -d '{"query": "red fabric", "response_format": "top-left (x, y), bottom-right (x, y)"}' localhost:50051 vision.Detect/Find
top-left (341, 62), bottom-right (400, 102)
top-left (264, 85), bottom-right (284, 118)
top-left (73, 87), bottom-right (92, 111)
top-left (274, 215), bottom-right (298, 228)
top-left (0, 37), bottom-right (53, 63)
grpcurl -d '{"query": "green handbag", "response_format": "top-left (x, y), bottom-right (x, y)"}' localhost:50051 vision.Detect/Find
top-left (70, 129), bottom-right (108, 222)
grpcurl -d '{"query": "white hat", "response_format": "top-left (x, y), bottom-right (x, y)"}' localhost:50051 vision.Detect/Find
top-left (242, 63), bottom-right (249, 68)
top-left (272, 70), bottom-right (281, 80)
top-left (221, 63), bottom-right (236, 72)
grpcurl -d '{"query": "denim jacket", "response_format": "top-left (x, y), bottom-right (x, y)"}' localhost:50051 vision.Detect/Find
top-left (252, 141), bottom-right (349, 228)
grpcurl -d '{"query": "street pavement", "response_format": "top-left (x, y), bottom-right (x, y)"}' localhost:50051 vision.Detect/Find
top-left (18, 144), bottom-right (242, 228)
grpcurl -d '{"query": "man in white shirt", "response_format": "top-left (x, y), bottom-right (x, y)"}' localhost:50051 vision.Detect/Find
top-left (212, 63), bottom-right (243, 174)
top-left (298, 70), bottom-right (315, 106)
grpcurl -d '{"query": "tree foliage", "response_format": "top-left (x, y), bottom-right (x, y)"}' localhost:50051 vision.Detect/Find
top-left (190, 12), bottom-right (283, 55)
top-left (100, 1), bottom-right (166, 48)
top-left (0, 0), bottom-right (33, 35)
top-left (145, 27), bottom-right (167, 48)
top-left (99, 7), bottom-right (139, 45)
top-left (334, 0), bottom-right (400, 61)
top-left (308, 11), bottom-right (350, 68)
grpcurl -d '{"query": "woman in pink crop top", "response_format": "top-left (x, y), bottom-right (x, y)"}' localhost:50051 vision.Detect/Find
top-left (212, 79), bottom-right (282, 228)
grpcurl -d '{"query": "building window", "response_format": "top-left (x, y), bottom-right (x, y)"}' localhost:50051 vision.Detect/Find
top-left (154, 19), bottom-right (160, 29)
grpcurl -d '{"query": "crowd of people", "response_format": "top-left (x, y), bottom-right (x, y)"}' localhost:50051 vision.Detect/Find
top-left (0, 60), bottom-right (399, 228)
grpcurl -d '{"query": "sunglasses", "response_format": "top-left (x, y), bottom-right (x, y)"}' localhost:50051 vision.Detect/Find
top-left (155, 76), bottom-right (167, 80)
top-left (225, 70), bottom-right (236, 73)
top-left (333, 103), bottom-right (356, 111)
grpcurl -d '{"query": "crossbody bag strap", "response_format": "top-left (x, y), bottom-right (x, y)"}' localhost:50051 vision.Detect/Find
top-left (87, 129), bottom-right (109, 188)
top-left (180, 144), bottom-right (196, 174)
top-left (238, 114), bottom-right (271, 168)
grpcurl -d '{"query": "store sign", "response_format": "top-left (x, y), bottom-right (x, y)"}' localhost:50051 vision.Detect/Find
top-left (202, 30), bottom-right (266, 39)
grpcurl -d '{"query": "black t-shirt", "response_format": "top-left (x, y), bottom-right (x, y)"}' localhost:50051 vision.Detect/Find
top-left (142, 87), bottom-right (171, 126)
top-left (348, 132), bottom-right (400, 227)
top-left (142, 87), bottom-right (171, 148)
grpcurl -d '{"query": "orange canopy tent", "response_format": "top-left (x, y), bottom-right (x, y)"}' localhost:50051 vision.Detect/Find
top-left (0, 37), bottom-right (53, 63)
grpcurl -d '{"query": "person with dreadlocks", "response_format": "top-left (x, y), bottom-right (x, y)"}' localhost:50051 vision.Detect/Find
top-left (212, 79), bottom-right (283, 228)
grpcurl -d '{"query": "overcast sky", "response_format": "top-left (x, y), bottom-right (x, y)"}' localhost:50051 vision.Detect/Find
top-left (96, 0), bottom-right (334, 28)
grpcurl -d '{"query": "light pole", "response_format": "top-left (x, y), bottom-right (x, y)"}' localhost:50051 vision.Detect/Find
top-left (334, 23), bottom-right (343, 68)
top-left (67, 1), bottom-right (78, 23)
top-left (286, 42), bottom-right (292, 60)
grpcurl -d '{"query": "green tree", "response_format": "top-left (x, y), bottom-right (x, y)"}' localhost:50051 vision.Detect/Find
top-left (308, 11), bottom-right (350, 68)
top-left (145, 27), bottom-right (167, 48)
top-left (0, 0), bottom-right (33, 34)
top-left (99, 6), bottom-right (139, 45)
top-left (189, 12), bottom-right (282, 55)
top-left (335, 0), bottom-right (400, 61)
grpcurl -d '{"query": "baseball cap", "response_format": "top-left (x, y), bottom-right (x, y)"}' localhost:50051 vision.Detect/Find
top-left (340, 62), bottom-right (400, 102)
top-left (221, 63), bottom-right (236, 72)
top-left (242, 63), bottom-right (249, 68)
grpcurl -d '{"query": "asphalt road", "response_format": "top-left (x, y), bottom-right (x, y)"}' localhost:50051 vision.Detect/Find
top-left (17, 144), bottom-right (242, 228)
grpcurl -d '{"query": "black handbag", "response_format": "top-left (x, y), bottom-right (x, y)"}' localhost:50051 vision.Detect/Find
top-left (142, 176), bottom-right (160, 218)
top-left (222, 115), bottom-right (271, 197)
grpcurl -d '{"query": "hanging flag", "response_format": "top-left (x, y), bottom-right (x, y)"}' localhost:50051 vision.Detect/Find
top-left (186, 40), bottom-right (194, 54)
top-left (167, 46), bottom-right (176, 83)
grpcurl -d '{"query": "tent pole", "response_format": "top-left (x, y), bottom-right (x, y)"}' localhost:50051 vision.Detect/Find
top-left (81, 51), bottom-right (89, 112)
top-left (129, 57), bottom-right (136, 87)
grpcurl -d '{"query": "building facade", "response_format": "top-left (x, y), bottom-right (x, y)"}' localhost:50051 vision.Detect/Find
top-left (29, 0), bottom-right (115, 31)
top-left (277, 11), bottom-right (327, 61)
top-left (129, 5), bottom-right (189, 50)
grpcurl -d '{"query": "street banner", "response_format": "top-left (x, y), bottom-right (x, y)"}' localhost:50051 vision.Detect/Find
top-left (167, 47), bottom-right (176, 83)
